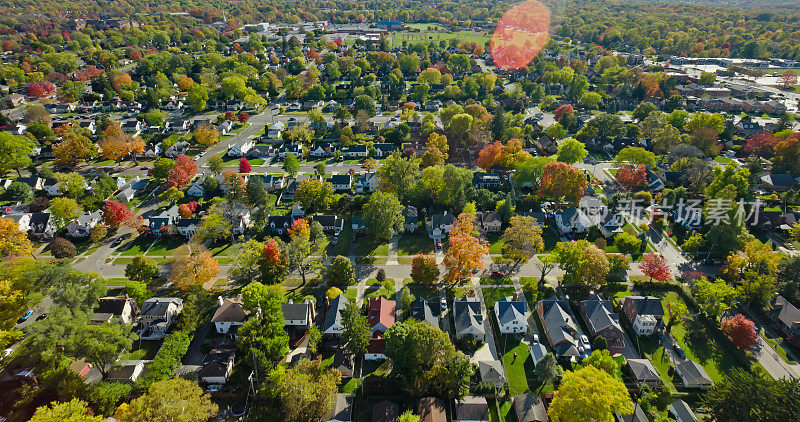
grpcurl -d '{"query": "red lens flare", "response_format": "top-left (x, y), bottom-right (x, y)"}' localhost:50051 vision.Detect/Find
top-left (491, 0), bottom-right (551, 70)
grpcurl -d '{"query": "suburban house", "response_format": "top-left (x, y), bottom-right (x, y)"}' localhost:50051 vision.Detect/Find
top-left (329, 174), bottom-right (352, 191)
top-left (323, 295), bottom-right (349, 337)
top-left (66, 210), bottom-right (104, 238)
top-left (341, 144), bottom-right (368, 158)
top-left (164, 141), bottom-right (190, 158)
top-left (373, 143), bottom-right (398, 157)
top-left (621, 296), bottom-right (664, 336)
top-left (675, 360), bottom-right (714, 389)
top-left (105, 362), bottom-right (144, 384)
top-left (528, 341), bottom-right (548, 368)
top-left (42, 178), bottom-right (61, 196)
top-left (4, 213), bottom-right (30, 232)
top-left (29, 213), bottom-right (56, 240)
top-left (268, 215), bottom-right (294, 235)
top-left (579, 294), bottom-right (625, 355)
top-left (148, 205), bottom-right (180, 235)
top-left (669, 400), bottom-right (699, 422)
top-left (227, 138), bottom-right (256, 157)
top-left (187, 179), bottom-right (206, 198)
top-left (454, 396), bottom-right (489, 422)
top-left (472, 172), bottom-right (503, 190)
top-left (429, 211), bottom-right (455, 239)
top-left (311, 214), bottom-right (345, 236)
top-left (115, 177), bottom-right (149, 202)
top-left (477, 211), bottom-right (502, 233)
top-left (198, 349), bottom-right (235, 385)
top-left (417, 397), bottom-right (446, 422)
top-left (92, 296), bottom-right (137, 325)
top-left (512, 394), bottom-right (548, 422)
top-left (494, 296), bottom-right (528, 334)
top-left (323, 394), bottom-right (354, 422)
top-left (761, 173), bottom-right (795, 192)
top-left (453, 297), bottom-right (485, 341)
top-left (409, 298), bottom-right (439, 327)
top-left (536, 296), bottom-right (581, 360)
top-left (366, 297), bottom-right (395, 360)
top-left (615, 403), bottom-right (649, 422)
top-left (267, 121), bottom-right (285, 139)
top-left (768, 294), bottom-right (800, 347)
top-left (554, 206), bottom-right (592, 235)
top-left (137, 297), bottom-right (184, 340)
top-left (176, 218), bottom-right (201, 238)
top-left (282, 299), bottom-right (315, 330)
top-left (310, 142), bottom-right (336, 157)
top-left (626, 358), bottom-right (661, 387)
top-left (403, 206), bottom-right (419, 232)
top-left (355, 172), bottom-right (379, 193)
top-left (211, 295), bottom-right (250, 335)
top-left (478, 360), bottom-right (506, 389)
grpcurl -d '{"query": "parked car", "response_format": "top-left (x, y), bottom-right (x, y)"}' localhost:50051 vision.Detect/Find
top-left (532, 333), bottom-right (539, 342)
top-left (580, 335), bottom-right (591, 351)
top-left (17, 310), bottom-right (33, 324)
top-left (35, 313), bottom-right (47, 321)
top-left (331, 236), bottom-right (338, 246)
top-left (112, 236), bottom-right (125, 247)
top-left (673, 343), bottom-right (686, 360)
top-left (491, 271), bottom-right (507, 278)
top-left (440, 296), bottom-right (447, 312)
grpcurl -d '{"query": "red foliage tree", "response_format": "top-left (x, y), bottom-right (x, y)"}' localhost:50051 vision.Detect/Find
top-left (129, 49), bottom-right (143, 60)
top-left (538, 161), bottom-right (587, 206)
top-left (616, 164), bottom-right (648, 191)
top-left (224, 110), bottom-right (236, 121)
top-left (744, 132), bottom-right (780, 158)
top-left (554, 104), bottom-right (574, 123)
top-left (638, 253), bottom-right (673, 283)
top-left (102, 200), bottom-right (137, 228)
top-left (477, 141), bottom-right (506, 171)
top-left (239, 157), bottom-right (252, 173)
top-left (237, 112), bottom-right (250, 123)
top-left (262, 239), bottom-right (283, 266)
top-left (178, 203), bottom-right (193, 219)
top-left (166, 154), bottom-right (197, 188)
top-left (28, 82), bottom-right (55, 97)
top-left (720, 314), bottom-right (758, 350)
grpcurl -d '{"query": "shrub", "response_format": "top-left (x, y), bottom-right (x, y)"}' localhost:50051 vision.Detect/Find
top-left (50, 237), bottom-right (76, 258)
top-left (376, 268), bottom-right (386, 282)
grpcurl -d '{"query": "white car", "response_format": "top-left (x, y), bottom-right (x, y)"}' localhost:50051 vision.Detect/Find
top-left (532, 333), bottom-right (539, 343)
top-left (580, 335), bottom-right (591, 351)
top-left (206, 384), bottom-right (223, 393)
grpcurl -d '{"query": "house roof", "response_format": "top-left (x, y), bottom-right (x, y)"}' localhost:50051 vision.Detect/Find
top-left (329, 174), bottom-right (352, 184)
top-left (373, 400), bottom-right (399, 422)
top-left (106, 363), bottom-right (141, 381)
top-left (96, 297), bottom-right (134, 316)
top-left (367, 297), bottom-right (395, 331)
top-left (616, 402), bottom-right (649, 422)
top-left (455, 396), bottom-right (489, 421)
top-left (211, 296), bottom-right (250, 324)
top-left (529, 341), bottom-right (547, 364)
top-left (669, 400), bottom-right (698, 422)
top-left (323, 295), bottom-right (349, 332)
top-left (418, 397), bottom-right (446, 422)
top-left (478, 360), bottom-right (506, 384)
top-left (140, 297), bottom-right (183, 317)
top-left (762, 173), bottom-right (794, 187)
top-left (623, 296), bottom-right (664, 318)
top-left (676, 360), bottom-right (713, 386)
top-left (627, 358), bottom-right (660, 382)
top-left (581, 294), bottom-right (621, 335)
top-left (409, 298), bottom-right (439, 326)
top-left (431, 212), bottom-right (455, 229)
top-left (282, 301), bottom-right (311, 321)
top-left (453, 298), bottom-right (484, 336)
top-left (199, 349), bottom-right (235, 378)
top-left (540, 296), bottom-right (580, 357)
top-left (771, 294), bottom-right (800, 329)
top-left (512, 394), bottom-right (547, 422)
top-left (496, 297), bottom-right (527, 326)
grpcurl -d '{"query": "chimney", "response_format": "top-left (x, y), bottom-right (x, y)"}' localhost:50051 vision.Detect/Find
top-left (218, 296), bottom-right (224, 307)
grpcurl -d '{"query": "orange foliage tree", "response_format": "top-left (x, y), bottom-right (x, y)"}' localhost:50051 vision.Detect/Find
top-left (170, 243), bottom-right (220, 290)
top-left (443, 213), bottom-right (489, 284)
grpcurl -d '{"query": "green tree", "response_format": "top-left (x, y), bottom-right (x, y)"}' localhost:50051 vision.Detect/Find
top-left (30, 399), bottom-right (103, 422)
top-left (186, 83), bottom-right (209, 112)
top-left (120, 377), bottom-right (217, 422)
top-left (126, 281), bottom-right (153, 305)
top-left (75, 323), bottom-right (137, 377)
top-left (340, 300), bottom-right (369, 359)
top-left (207, 155), bottom-right (223, 175)
top-left (534, 353), bottom-right (561, 393)
top-left (376, 151), bottom-right (419, 200)
top-left (238, 283), bottom-right (289, 367)
top-left (632, 102), bottom-right (659, 122)
top-left (613, 232), bottom-right (642, 256)
top-left (363, 191), bottom-right (404, 241)
top-left (3, 181), bottom-right (33, 202)
top-left (89, 382), bottom-right (132, 417)
top-left (501, 216), bottom-right (544, 263)
top-left (125, 255), bottom-right (159, 283)
top-left (553, 240), bottom-right (610, 288)
top-left (49, 197), bottom-right (83, 229)
top-left (583, 349), bottom-right (618, 375)
top-left (0, 132), bottom-right (35, 176)
top-left (151, 157), bottom-right (175, 180)
top-left (283, 153), bottom-right (300, 177)
top-left (556, 138), bottom-right (588, 164)
top-left (327, 255), bottom-right (356, 287)
top-left (705, 164), bottom-right (750, 199)
top-left (230, 239), bottom-right (265, 281)
top-left (693, 277), bottom-right (737, 321)
top-left (548, 366), bottom-right (632, 422)
top-left (702, 369), bottom-right (800, 422)
top-left (264, 359), bottom-right (341, 422)
top-left (614, 146), bottom-right (656, 168)
top-left (195, 212), bottom-right (231, 242)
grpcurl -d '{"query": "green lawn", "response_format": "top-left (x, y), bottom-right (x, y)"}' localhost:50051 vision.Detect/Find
top-left (480, 276), bottom-right (513, 286)
top-left (482, 287), bottom-right (516, 309)
top-left (397, 234), bottom-right (433, 255)
top-left (344, 287), bottom-right (358, 303)
top-left (208, 242), bottom-right (240, 256)
top-left (119, 236), bottom-right (153, 256)
top-left (353, 238), bottom-right (389, 256)
top-left (331, 222), bottom-right (352, 257)
top-left (501, 338), bottom-right (533, 396)
top-left (486, 234), bottom-right (505, 254)
top-left (249, 158), bottom-right (265, 166)
top-left (90, 159), bottom-right (116, 167)
top-left (392, 29), bottom-right (490, 46)
top-left (714, 156), bottom-right (734, 165)
top-left (146, 237), bottom-right (184, 256)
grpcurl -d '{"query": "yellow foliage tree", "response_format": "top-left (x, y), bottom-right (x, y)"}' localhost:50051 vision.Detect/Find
top-left (170, 244), bottom-right (220, 290)
top-left (193, 123), bottom-right (219, 146)
top-left (0, 217), bottom-right (32, 257)
top-left (548, 366), bottom-right (633, 422)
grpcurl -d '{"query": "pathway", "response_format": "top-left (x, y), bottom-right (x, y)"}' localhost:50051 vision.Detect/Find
top-left (472, 277), bottom-right (500, 362)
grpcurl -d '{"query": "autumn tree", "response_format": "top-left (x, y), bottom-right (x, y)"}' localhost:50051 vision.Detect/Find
top-left (0, 217), bottom-right (33, 257)
top-left (295, 179), bottom-right (336, 213)
top-left (501, 216), bottom-right (544, 263)
top-left (411, 254), bottom-right (440, 285)
top-left (720, 314), bottom-right (758, 350)
top-left (170, 244), bottom-right (219, 290)
top-left (125, 255), bottom-right (159, 283)
top-left (639, 253), bottom-right (673, 283)
top-left (477, 141), bottom-right (505, 171)
top-left (615, 164), bottom-right (648, 191)
top-left (119, 377), bottom-right (217, 422)
top-left (265, 359), bottom-right (341, 422)
top-left (194, 123), bottom-right (219, 146)
top-left (99, 124), bottom-right (140, 161)
top-left (285, 219), bottom-right (328, 286)
top-left (548, 366), bottom-right (632, 422)
top-left (166, 154), bottom-right (197, 188)
top-left (53, 123), bottom-right (96, 165)
top-left (443, 213), bottom-right (489, 284)
top-left (422, 132), bottom-right (449, 167)
top-left (260, 239), bottom-right (288, 284)
top-left (239, 157), bottom-right (251, 173)
top-left (744, 132), bottom-right (780, 158)
top-left (102, 200), bottom-right (137, 228)
top-left (553, 240), bottom-right (610, 288)
top-left (538, 162), bottom-right (587, 207)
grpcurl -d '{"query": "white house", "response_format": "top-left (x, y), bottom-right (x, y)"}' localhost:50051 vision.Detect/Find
top-left (177, 218), bottom-right (200, 238)
top-left (211, 295), bottom-right (250, 335)
top-left (219, 120), bottom-right (235, 135)
top-left (323, 295), bottom-right (349, 337)
top-left (310, 142), bottom-right (336, 157)
top-left (341, 144), bottom-right (368, 158)
top-left (187, 179), bottom-right (206, 198)
top-left (267, 121), bottom-right (285, 139)
top-left (199, 349), bottom-right (235, 385)
top-left (355, 172), bottom-right (378, 193)
top-left (106, 362), bottom-right (144, 384)
top-left (494, 297), bottom-right (528, 334)
top-left (138, 297), bottom-right (184, 340)
top-left (3, 213), bottom-right (31, 232)
top-left (282, 300), bottom-right (315, 329)
top-left (555, 206), bottom-right (592, 234)
top-left (227, 138), bottom-right (255, 157)
top-left (66, 210), bottom-right (104, 238)
top-left (329, 174), bottom-right (352, 191)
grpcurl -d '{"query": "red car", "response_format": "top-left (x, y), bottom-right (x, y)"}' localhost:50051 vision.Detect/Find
top-left (491, 271), bottom-right (507, 278)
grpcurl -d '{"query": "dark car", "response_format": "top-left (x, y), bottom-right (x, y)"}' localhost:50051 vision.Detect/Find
top-left (491, 271), bottom-right (507, 278)
top-left (35, 313), bottom-right (48, 321)
top-left (112, 236), bottom-right (125, 247)
top-left (673, 343), bottom-right (686, 360)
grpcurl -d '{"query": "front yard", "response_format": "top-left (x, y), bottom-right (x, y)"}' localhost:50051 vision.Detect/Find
top-left (397, 234), bottom-right (433, 255)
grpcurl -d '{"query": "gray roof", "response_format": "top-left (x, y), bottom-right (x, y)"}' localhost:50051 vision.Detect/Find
top-left (627, 359), bottom-right (660, 382)
top-left (676, 360), bottom-right (713, 387)
top-left (615, 402), bottom-right (649, 422)
top-left (513, 394), bottom-right (547, 422)
top-left (669, 400), bottom-right (698, 422)
top-left (529, 342), bottom-right (547, 364)
top-left (771, 294), bottom-right (800, 329)
top-left (539, 297), bottom-right (580, 358)
top-left (140, 297), bottom-right (182, 317)
top-left (409, 298), bottom-right (439, 327)
top-left (455, 396), bottom-right (489, 421)
top-left (478, 360), bottom-right (506, 384)
top-left (323, 295), bottom-right (348, 332)
top-left (453, 298), bottom-right (484, 336)
top-left (496, 297), bottom-right (527, 325)
top-left (581, 294), bottom-right (622, 335)
top-left (624, 296), bottom-right (664, 318)
top-left (282, 301), bottom-right (311, 321)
